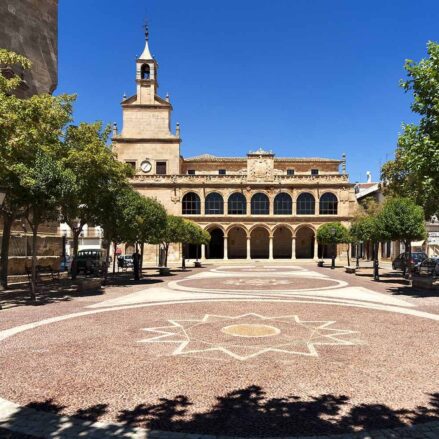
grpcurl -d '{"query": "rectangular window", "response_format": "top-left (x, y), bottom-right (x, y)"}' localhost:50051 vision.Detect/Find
top-left (287, 169), bottom-right (295, 175)
top-left (187, 169), bottom-right (195, 175)
top-left (156, 161), bottom-right (167, 175)
top-left (311, 169), bottom-right (319, 176)
top-left (218, 169), bottom-right (226, 175)
top-left (125, 160), bottom-right (136, 170)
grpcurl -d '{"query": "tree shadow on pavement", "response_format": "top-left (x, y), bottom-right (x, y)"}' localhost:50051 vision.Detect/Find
top-left (3, 387), bottom-right (439, 438)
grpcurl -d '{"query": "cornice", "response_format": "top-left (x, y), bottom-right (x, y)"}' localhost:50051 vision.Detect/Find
top-left (114, 137), bottom-right (180, 144)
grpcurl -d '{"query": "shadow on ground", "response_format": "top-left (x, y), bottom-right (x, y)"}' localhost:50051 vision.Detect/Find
top-left (2, 386), bottom-right (439, 438)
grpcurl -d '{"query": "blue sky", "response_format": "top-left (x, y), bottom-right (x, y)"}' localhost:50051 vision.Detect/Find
top-left (58, 0), bottom-right (439, 183)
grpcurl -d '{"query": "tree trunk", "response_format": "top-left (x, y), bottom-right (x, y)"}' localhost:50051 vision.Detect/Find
top-left (181, 243), bottom-right (186, 270)
top-left (0, 213), bottom-right (13, 289)
top-left (347, 243), bottom-right (351, 266)
top-left (112, 242), bottom-right (117, 274)
top-left (30, 222), bottom-right (39, 303)
top-left (164, 243), bottom-right (169, 267)
top-left (406, 240), bottom-right (412, 278)
top-left (103, 239), bottom-right (110, 285)
top-left (373, 241), bottom-right (380, 281)
top-left (70, 229), bottom-right (80, 280)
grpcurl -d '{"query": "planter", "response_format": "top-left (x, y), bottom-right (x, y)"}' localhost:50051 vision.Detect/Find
top-left (317, 260), bottom-right (324, 267)
top-left (75, 277), bottom-right (102, 292)
top-left (159, 267), bottom-right (171, 276)
top-left (194, 261), bottom-right (202, 268)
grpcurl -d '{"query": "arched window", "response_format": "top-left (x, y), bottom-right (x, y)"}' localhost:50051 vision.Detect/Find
top-left (205, 192), bottom-right (224, 215)
top-left (296, 193), bottom-right (315, 215)
top-left (251, 193), bottom-right (269, 215)
top-left (141, 64), bottom-right (150, 80)
top-left (182, 192), bottom-right (200, 215)
top-left (228, 193), bottom-right (247, 215)
top-left (319, 192), bottom-right (338, 215)
top-left (274, 193), bottom-right (292, 215)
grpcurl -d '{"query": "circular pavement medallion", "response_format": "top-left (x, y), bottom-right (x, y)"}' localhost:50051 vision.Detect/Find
top-left (221, 323), bottom-right (281, 337)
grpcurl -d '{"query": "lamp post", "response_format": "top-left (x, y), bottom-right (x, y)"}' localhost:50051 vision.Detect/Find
top-left (330, 227), bottom-right (336, 269)
top-left (0, 186), bottom-right (7, 305)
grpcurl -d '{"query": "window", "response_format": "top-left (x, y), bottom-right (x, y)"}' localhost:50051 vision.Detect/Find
top-left (218, 169), bottom-right (226, 175)
top-left (319, 192), bottom-right (338, 215)
top-left (187, 169), bottom-right (195, 175)
top-left (156, 161), bottom-right (167, 175)
top-left (296, 193), bottom-right (315, 215)
top-left (228, 193), bottom-right (247, 215)
top-left (141, 64), bottom-right (150, 80)
top-left (251, 193), bottom-right (269, 215)
top-left (274, 193), bottom-right (292, 215)
top-left (125, 160), bottom-right (136, 170)
top-left (182, 192), bottom-right (201, 214)
top-left (287, 169), bottom-right (295, 176)
top-left (205, 192), bottom-right (224, 214)
top-left (311, 169), bottom-right (319, 176)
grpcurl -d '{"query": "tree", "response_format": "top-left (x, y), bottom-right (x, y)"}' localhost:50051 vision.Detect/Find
top-left (20, 152), bottom-right (72, 301)
top-left (381, 41), bottom-right (439, 218)
top-left (0, 48), bottom-right (74, 290)
top-left (316, 222), bottom-right (350, 268)
top-left (182, 220), bottom-right (210, 266)
top-left (153, 215), bottom-right (187, 268)
top-left (60, 122), bottom-right (133, 279)
top-left (376, 197), bottom-right (426, 276)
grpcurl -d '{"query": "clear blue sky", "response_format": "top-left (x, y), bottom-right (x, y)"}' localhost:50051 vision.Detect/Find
top-left (58, 0), bottom-right (439, 183)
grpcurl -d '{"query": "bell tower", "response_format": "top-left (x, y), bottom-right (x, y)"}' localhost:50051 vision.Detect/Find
top-left (135, 25), bottom-right (158, 104)
top-left (113, 25), bottom-right (181, 176)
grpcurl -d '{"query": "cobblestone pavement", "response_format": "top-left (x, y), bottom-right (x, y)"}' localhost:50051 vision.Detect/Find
top-left (1, 263), bottom-right (439, 438)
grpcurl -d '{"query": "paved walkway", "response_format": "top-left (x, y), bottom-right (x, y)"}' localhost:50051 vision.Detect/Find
top-left (1, 263), bottom-right (439, 438)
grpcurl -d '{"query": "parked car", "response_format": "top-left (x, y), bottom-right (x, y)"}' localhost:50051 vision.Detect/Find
top-left (117, 255), bottom-right (134, 269)
top-left (418, 258), bottom-right (439, 277)
top-left (392, 252), bottom-right (427, 273)
top-left (74, 249), bottom-right (107, 275)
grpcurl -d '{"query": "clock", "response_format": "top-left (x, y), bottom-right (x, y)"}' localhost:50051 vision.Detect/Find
top-left (140, 160), bottom-right (152, 173)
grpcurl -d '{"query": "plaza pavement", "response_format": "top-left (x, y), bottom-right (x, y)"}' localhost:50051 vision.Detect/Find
top-left (1, 262), bottom-right (439, 439)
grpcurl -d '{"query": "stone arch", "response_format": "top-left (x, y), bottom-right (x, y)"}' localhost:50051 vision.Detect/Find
top-left (319, 192), bottom-right (338, 215)
top-left (274, 192), bottom-right (292, 215)
top-left (251, 192), bottom-right (270, 215)
top-left (206, 227), bottom-right (224, 259)
top-left (295, 225), bottom-right (315, 259)
top-left (182, 192), bottom-right (201, 215)
top-left (250, 227), bottom-right (269, 259)
top-left (205, 223), bottom-right (225, 233)
top-left (227, 192), bottom-right (247, 215)
top-left (228, 225), bottom-right (247, 259)
top-left (296, 192), bottom-right (316, 215)
top-left (273, 226), bottom-right (292, 258)
top-left (248, 223), bottom-right (272, 237)
top-left (205, 192), bottom-right (224, 215)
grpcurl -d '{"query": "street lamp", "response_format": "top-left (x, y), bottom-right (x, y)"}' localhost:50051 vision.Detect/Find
top-left (330, 227), bottom-right (336, 269)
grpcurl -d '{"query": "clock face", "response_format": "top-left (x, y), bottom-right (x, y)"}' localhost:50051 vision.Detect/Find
top-left (140, 160), bottom-right (152, 173)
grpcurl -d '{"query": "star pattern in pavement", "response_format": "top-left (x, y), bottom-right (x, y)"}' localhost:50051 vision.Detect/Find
top-left (138, 313), bottom-right (362, 361)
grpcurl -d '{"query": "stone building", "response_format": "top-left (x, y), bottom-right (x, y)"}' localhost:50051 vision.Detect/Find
top-left (113, 31), bottom-right (357, 264)
top-left (0, 0), bottom-right (58, 97)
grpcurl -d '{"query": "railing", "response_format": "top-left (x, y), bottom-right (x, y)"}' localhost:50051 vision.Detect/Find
top-left (131, 173), bottom-right (350, 185)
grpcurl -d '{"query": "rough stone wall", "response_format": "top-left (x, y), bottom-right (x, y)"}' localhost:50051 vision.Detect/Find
top-left (0, 0), bottom-right (58, 96)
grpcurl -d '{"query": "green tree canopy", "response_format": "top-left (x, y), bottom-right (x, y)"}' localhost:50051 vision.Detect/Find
top-left (376, 197), bottom-right (426, 245)
top-left (317, 222), bottom-right (350, 245)
top-left (381, 41), bottom-right (439, 217)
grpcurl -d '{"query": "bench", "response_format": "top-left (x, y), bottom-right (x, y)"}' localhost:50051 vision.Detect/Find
top-left (26, 265), bottom-right (60, 282)
top-left (344, 266), bottom-right (356, 274)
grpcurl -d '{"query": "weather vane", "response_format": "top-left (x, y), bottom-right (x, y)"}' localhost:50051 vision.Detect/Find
top-left (143, 20), bottom-right (149, 41)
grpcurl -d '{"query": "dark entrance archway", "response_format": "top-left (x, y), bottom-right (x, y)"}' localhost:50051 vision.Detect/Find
top-left (250, 227), bottom-right (269, 259)
top-left (228, 227), bottom-right (247, 259)
top-left (273, 227), bottom-right (292, 258)
top-left (185, 244), bottom-right (201, 260)
top-left (295, 227), bottom-right (315, 259)
top-left (207, 228), bottom-right (224, 259)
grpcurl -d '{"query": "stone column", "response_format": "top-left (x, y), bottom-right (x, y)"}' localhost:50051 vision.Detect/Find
top-left (247, 237), bottom-right (251, 260)
top-left (201, 244), bottom-right (206, 260)
top-left (269, 235), bottom-right (274, 260)
top-left (223, 236), bottom-right (228, 260)
top-left (291, 237), bottom-right (296, 259)
top-left (314, 237), bottom-right (319, 260)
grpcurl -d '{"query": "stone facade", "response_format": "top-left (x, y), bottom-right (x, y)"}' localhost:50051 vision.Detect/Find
top-left (0, 0), bottom-right (58, 97)
top-left (113, 33), bottom-right (357, 264)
